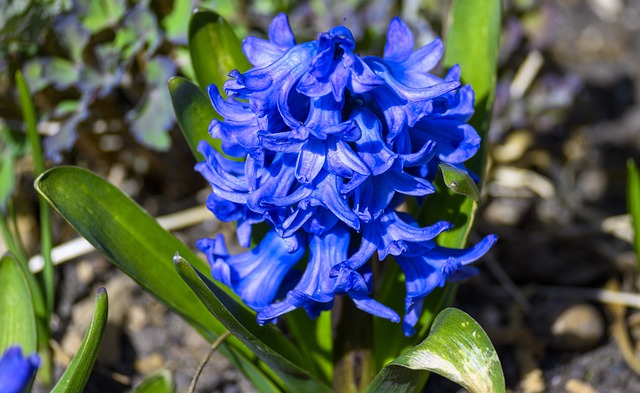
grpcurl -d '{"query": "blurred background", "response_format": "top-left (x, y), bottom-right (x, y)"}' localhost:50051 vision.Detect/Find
top-left (1, 0), bottom-right (640, 391)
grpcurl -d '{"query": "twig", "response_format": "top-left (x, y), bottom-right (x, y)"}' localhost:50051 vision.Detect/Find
top-left (536, 285), bottom-right (640, 309)
top-left (28, 204), bottom-right (212, 273)
top-left (189, 331), bottom-right (232, 393)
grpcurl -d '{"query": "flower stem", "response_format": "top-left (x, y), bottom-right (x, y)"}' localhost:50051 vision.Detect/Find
top-left (333, 296), bottom-right (374, 393)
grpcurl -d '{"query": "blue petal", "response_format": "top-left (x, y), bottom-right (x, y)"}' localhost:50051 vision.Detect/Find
top-left (0, 346), bottom-right (40, 393)
top-left (383, 17), bottom-right (414, 62)
top-left (198, 231), bottom-right (305, 311)
top-left (242, 13), bottom-right (296, 67)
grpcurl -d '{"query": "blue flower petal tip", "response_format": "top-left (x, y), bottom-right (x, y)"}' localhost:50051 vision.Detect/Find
top-left (0, 346), bottom-right (40, 393)
top-left (195, 15), bottom-right (496, 334)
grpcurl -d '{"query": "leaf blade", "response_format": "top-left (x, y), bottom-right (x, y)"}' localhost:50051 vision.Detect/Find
top-left (367, 308), bottom-right (504, 393)
top-left (188, 9), bottom-right (251, 93)
top-left (0, 253), bottom-right (37, 353)
top-left (174, 255), bottom-right (332, 393)
top-left (51, 288), bottom-right (109, 393)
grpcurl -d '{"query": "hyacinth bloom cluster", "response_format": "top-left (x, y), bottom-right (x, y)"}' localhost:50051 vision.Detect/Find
top-left (196, 14), bottom-right (497, 335)
top-left (0, 346), bottom-right (40, 393)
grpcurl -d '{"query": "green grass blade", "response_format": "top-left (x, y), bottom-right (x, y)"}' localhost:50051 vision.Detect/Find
top-left (16, 70), bottom-right (55, 319)
top-left (51, 288), bottom-right (109, 393)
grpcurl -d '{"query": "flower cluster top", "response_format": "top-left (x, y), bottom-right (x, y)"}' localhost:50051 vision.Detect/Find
top-left (196, 14), bottom-right (496, 336)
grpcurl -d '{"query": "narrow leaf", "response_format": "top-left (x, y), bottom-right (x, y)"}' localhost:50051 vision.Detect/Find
top-left (628, 159), bottom-right (640, 270)
top-left (168, 77), bottom-right (218, 161)
top-left (439, 163), bottom-right (480, 202)
top-left (0, 253), bottom-right (37, 353)
top-left (130, 369), bottom-right (175, 393)
top-left (51, 288), bottom-right (109, 393)
top-left (366, 308), bottom-right (504, 393)
top-left (188, 8), bottom-right (251, 92)
top-left (34, 166), bottom-right (284, 390)
top-left (174, 255), bottom-right (332, 393)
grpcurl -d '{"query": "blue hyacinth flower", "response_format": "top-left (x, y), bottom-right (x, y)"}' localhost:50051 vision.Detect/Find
top-left (195, 13), bottom-right (496, 333)
top-left (0, 346), bottom-right (40, 393)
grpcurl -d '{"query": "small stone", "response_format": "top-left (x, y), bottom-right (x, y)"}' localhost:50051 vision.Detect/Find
top-left (550, 303), bottom-right (605, 351)
top-left (565, 378), bottom-right (600, 393)
top-left (135, 352), bottom-right (165, 375)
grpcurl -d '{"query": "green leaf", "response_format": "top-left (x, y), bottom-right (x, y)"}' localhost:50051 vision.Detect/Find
top-left (188, 9), bottom-right (251, 92)
top-left (366, 308), bottom-right (504, 393)
top-left (78, 0), bottom-right (126, 33)
top-left (0, 155), bottom-right (15, 212)
top-left (51, 288), bottom-right (109, 393)
top-left (162, 0), bottom-right (194, 44)
top-left (0, 253), bottom-right (37, 353)
top-left (443, 0), bottom-right (501, 159)
top-left (285, 310), bottom-right (333, 384)
top-left (130, 369), bottom-right (175, 393)
top-left (628, 159), bottom-right (640, 270)
top-left (168, 77), bottom-right (218, 162)
top-left (174, 255), bottom-right (332, 393)
top-left (35, 166), bottom-right (229, 339)
top-left (439, 163), bottom-right (481, 202)
top-left (34, 166), bottom-right (284, 391)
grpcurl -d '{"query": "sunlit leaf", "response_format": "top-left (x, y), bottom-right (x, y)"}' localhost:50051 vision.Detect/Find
top-left (366, 308), bottom-right (504, 393)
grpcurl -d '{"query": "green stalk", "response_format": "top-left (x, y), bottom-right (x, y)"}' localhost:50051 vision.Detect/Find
top-left (16, 71), bottom-right (55, 319)
top-left (333, 296), bottom-right (374, 393)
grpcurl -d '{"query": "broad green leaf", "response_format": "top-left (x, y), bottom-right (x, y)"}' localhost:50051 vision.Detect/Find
top-left (628, 160), bottom-right (640, 270)
top-left (34, 166), bottom-right (285, 391)
top-left (439, 163), bottom-right (480, 202)
top-left (130, 369), bottom-right (175, 393)
top-left (188, 9), bottom-right (251, 92)
top-left (366, 308), bottom-right (504, 393)
top-left (0, 253), bottom-right (37, 353)
top-left (168, 77), bottom-right (218, 161)
top-left (174, 255), bottom-right (332, 393)
top-left (51, 288), bottom-right (109, 393)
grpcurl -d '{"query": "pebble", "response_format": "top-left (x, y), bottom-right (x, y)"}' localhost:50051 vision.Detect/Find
top-left (550, 303), bottom-right (605, 351)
